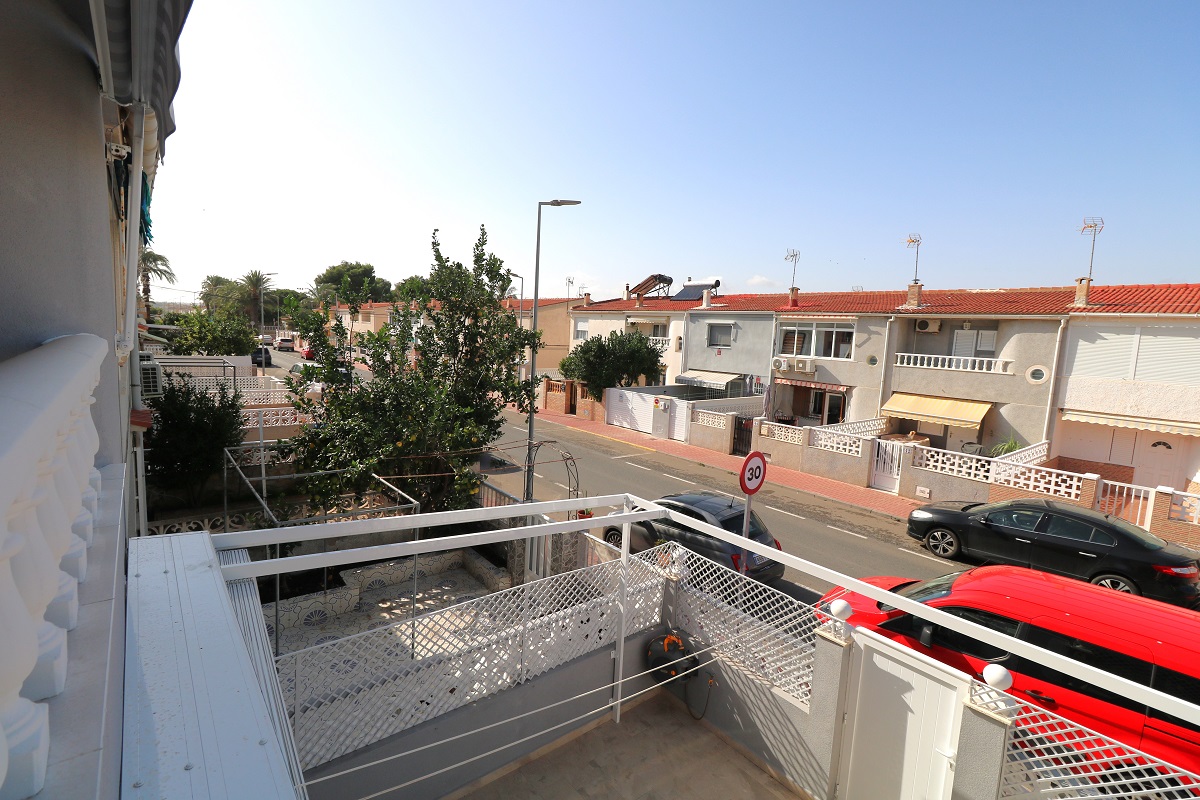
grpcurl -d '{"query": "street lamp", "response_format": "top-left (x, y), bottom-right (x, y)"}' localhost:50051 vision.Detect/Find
top-left (525, 200), bottom-right (581, 502)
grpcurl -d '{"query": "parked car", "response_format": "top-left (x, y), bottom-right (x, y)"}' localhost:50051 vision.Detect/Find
top-left (818, 565), bottom-right (1200, 773)
top-left (276, 337), bottom-right (295, 352)
top-left (257, 334), bottom-right (274, 346)
top-left (251, 346), bottom-right (272, 367)
top-left (300, 346), bottom-right (315, 359)
top-left (905, 498), bottom-right (1200, 607)
top-left (602, 492), bottom-right (784, 583)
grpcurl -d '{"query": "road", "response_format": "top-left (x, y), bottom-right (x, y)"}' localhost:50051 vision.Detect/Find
top-left (493, 408), bottom-right (951, 603)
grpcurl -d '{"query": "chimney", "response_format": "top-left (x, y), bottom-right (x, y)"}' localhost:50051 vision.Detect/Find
top-left (702, 289), bottom-right (711, 308)
top-left (1073, 276), bottom-right (1092, 307)
top-left (904, 280), bottom-right (923, 308)
top-left (789, 287), bottom-right (799, 307)
top-left (624, 284), bottom-right (631, 300)
top-left (635, 293), bottom-right (644, 309)
top-left (583, 292), bottom-right (591, 306)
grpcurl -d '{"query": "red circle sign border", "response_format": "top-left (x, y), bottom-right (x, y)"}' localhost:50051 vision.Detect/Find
top-left (739, 451), bottom-right (767, 495)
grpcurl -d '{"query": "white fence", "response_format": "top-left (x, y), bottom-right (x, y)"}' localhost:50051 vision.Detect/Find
top-left (809, 427), bottom-right (868, 456)
top-left (999, 440), bottom-right (1049, 465)
top-left (173, 374), bottom-right (280, 391)
top-left (820, 416), bottom-right (889, 438)
top-left (1096, 480), bottom-right (1156, 530)
top-left (759, 420), bottom-right (806, 445)
top-left (240, 389), bottom-right (296, 406)
top-left (895, 352), bottom-right (1014, 374)
top-left (241, 407), bottom-right (313, 430)
top-left (692, 409), bottom-right (729, 430)
top-left (1170, 491), bottom-right (1200, 526)
top-left (0, 334), bottom-right (105, 794)
top-left (913, 446), bottom-right (1085, 500)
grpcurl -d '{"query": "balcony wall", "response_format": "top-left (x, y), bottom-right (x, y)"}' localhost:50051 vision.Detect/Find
top-left (1, 2), bottom-right (128, 465)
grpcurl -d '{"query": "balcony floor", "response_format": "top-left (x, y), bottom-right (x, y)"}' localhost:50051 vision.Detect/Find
top-left (455, 691), bottom-right (803, 800)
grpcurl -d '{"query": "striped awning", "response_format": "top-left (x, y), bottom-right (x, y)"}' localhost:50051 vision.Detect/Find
top-left (776, 378), bottom-right (849, 392)
top-left (675, 370), bottom-right (742, 389)
top-left (880, 393), bottom-right (992, 430)
top-left (1061, 409), bottom-right (1200, 438)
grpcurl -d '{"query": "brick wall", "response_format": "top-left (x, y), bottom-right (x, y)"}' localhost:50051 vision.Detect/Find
top-left (1044, 456), bottom-right (1134, 484)
top-left (543, 378), bottom-right (573, 414)
top-left (1148, 487), bottom-right (1200, 549)
top-left (576, 393), bottom-right (604, 422)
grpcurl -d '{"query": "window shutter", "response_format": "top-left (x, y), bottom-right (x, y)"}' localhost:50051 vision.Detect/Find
top-left (952, 330), bottom-right (977, 358)
top-left (1066, 325), bottom-right (1135, 378)
top-left (976, 330), bottom-right (997, 351)
top-left (1134, 327), bottom-right (1200, 386)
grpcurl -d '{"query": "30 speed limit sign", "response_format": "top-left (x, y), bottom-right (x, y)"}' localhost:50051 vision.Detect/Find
top-left (739, 451), bottom-right (767, 495)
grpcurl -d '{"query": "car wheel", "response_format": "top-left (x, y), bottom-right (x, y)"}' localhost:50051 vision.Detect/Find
top-left (1090, 573), bottom-right (1140, 595)
top-left (925, 528), bottom-right (961, 559)
top-left (603, 528), bottom-right (622, 548)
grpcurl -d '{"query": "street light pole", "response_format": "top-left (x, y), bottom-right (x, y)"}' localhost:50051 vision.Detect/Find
top-left (525, 200), bottom-right (580, 502)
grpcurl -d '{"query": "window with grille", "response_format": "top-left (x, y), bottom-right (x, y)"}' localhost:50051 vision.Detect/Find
top-left (707, 324), bottom-right (732, 347)
top-left (779, 321), bottom-right (854, 359)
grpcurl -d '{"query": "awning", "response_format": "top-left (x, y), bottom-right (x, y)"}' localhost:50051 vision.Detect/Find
top-left (1060, 409), bottom-right (1200, 438)
top-left (776, 378), bottom-right (849, 392)
top-left (676, 370), bottom-right (742, 389)
top-left (880, 393), bottom-right (992, 430)
top-left (626, 316), bottom-right (668, 324)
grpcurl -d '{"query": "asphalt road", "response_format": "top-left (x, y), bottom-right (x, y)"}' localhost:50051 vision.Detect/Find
top-left (493, 408), bottom-right (952, 603)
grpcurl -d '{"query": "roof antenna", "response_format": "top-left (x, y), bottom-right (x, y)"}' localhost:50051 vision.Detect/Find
top-left (784, 249), bottom-right (800, 287)
top-left (1078, 217), bottom-right (1104, 281)
top-left (565, 276), bottom-right (574, 297)
top-left (905, 234), bottom-right (922, 283)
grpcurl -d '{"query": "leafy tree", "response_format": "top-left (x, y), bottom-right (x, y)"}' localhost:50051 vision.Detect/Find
top-left (393, 275), bottom-right (431, 303)
top-left (144, 376), bottom-right (243, 507)
top-left (168, 310), bottom-right (257, 356)
top-left (200, 275), bottom-right (243, 316)
top-left (138, 248), bottom-right (176, 321)
top-left (240, 270), bottom-right (275, 328)
top-left (314, 261), bottom-right (392, 303)
top-left (284, 226), bottom-right (539, 512)
top-left (560, 330), bottom-right (666, 392)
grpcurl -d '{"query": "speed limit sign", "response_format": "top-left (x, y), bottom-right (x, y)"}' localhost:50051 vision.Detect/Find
top-left (739, 451), bottom-right (767, 495)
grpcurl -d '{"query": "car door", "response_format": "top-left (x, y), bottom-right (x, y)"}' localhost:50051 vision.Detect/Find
top-left (670, 507), bottom-right (727, 564)
top-left (966, 507), bottom-right (1041, 565)
top-left (878, 605), bottom-right (1022, 681)
top-left (1029, 514), bottom-right (1109, 579)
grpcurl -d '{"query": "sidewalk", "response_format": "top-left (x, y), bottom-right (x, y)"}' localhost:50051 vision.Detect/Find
top-left (529, 407), bottom-right (921, 521)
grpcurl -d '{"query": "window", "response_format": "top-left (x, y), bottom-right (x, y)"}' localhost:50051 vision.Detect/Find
top-left (810, 391), bottom-right (825, 417)
top-left (778, 321), bottom-right (854, 359)
top-left (933, 607), bottom-right (1021, 661)
top-left (708, 324), bottom-right (733, 348)
top-left (1151, 667), bottom-right (1200, 733)
top-left (986, 509), bottom-right (1043, 531)
top-left (651, 324), bottom-right (667, 338)
top-left (1013, 625), bottom-right (1152, 712)
top-left (573, 320), bottom-right (589, 340)
top-left (1043, 515), bottom-right (1094, 543)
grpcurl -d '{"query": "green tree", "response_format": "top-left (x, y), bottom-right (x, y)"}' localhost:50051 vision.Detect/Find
top-left (144, 376), bottom-right (243, 507)
top-left (393, 275), bottom-right (431, 303)
top-left (285, 226), bottom-right (539, 512)
top-left (560, 330), bottom-right (666, 392)
top-left (138, 248), bottom-right (176, 321)
top-left (314, 261), bottom-right (392, 303)
top-left (240, 270), bottom-right (275, 328)
top-left (199, 275), bottom-right (244, 316)
top-left (168, 309), bottom-right (257, 356)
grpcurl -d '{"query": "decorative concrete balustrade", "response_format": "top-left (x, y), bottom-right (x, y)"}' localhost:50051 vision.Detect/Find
top-left (0, 334), bottom-right (105, 799)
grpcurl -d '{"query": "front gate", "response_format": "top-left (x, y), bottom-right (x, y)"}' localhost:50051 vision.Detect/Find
top-left (733, 416), bottom-right (754, 457)
top-left (870, 439), bottom-right (904, 493)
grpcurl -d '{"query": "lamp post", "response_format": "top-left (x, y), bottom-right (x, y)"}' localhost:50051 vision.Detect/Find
top-left (525, 200), bottom-right (580, 502)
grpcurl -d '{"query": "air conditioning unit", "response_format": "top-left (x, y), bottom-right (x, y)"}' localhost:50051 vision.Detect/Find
top-left (771, 356), bottom-right (789, 372)
top-left (915, 319), bottom-right (942, 333)
top-left (793, 358), bottom-right (815, 373)
top-left (139, 352), bottom-right (164, 398)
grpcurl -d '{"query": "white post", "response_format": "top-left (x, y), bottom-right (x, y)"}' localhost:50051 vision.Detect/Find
top-left (612, 497), bottom-right (631, 723)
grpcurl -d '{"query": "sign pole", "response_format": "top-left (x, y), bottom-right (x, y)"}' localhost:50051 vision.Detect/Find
top-left (737, 450), bottom-right (767, 577)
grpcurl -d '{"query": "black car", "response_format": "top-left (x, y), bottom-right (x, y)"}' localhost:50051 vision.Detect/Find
top-left (602, 492), bottom-right (785, 583)
top-left (251, 346), bottom-right (272, 367)
top-left (906, 498), bottom-right (1200, 607)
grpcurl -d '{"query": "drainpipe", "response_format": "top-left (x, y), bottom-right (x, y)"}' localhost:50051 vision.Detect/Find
top-left (877, 315), bottom-right (895, 417)
top-left (121, 104), bottom-right (149, 536)
top-left (1042, 316), bottom-right (1068, 443)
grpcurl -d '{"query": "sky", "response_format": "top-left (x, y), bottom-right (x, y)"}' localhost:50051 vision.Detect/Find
top-left (149, 1), bottom-right (1200, 308)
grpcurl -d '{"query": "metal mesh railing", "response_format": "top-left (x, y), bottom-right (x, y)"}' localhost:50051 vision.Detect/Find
top-left (277, 548), bottom-right (668, 769)
top-left (969, 682), bottom-right (1200, 798)
top-left (669, 545), bottom-right (821, 704)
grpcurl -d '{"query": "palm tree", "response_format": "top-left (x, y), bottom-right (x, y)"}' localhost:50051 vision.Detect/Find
top-left (199, 274), bottom-right (234, 314)
top-left (138, 249), bottom-right (176, 321)
top-left (241, 270), bottom-right (275, 329)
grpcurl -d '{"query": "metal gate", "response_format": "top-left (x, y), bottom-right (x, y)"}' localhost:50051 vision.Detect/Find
top-left (733, 416), bottom-right (754, 457)
top-left (870, 439), bottom-right (903, 493)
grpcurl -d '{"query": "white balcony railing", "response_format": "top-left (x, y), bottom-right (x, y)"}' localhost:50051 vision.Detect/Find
top-left (1171, 490), bottom-right (1200, 526)
top-left (0, 334), bottom-right (106, 796)
top-left (894, 352), bottom-right (1013, 374)
top-left (648, 336), bottom-right (671, 350)
top-left (1095, 480), bottom-right (1155, 530)
top-left (912, 445), bottom-right (1085, 500)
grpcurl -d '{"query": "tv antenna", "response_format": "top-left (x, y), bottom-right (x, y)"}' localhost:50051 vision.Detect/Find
top-left (577, 284), bottom-right (588, 298)
top-left (784, 249), bottom-right (800, 287)
top-left (1078, 217), bottom-right (1104, 280)
top-left (565, 277), bottom-right (575, 297)
top-left (905, 234), bottom-right (922, 283)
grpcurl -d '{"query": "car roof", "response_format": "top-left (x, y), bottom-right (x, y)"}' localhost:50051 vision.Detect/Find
top-left (943, 565), bottom-right (1200, 672)
top-left (662, 491), bottom-right (743, 517)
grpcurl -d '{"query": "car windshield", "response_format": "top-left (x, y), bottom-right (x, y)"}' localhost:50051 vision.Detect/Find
top-left (719, 511), bottom-right (770, 541)
top-left (879, 571), bottom-right (964, 612)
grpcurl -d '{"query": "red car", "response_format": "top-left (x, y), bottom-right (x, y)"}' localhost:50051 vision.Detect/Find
top-left (819, 565), bottom-right (1200, 774)
top-left (301, 346), bottom-right (315, 359)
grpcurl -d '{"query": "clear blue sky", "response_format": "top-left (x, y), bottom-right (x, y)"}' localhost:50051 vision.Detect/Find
top-left (150, 1), bottom-right (1200, 306)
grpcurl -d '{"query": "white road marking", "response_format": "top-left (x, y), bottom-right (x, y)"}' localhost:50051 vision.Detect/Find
top-left (627, 463), bottom-right (652, 471)
top-left (899, 547), bottom-right (947, 565)
top-left (827, 525), bottom-right (868, 540)
top-left (663, 474), bottom-right (696, 484)
top-left (707, 489), bottom-right (736, 497)
top-left (610, 453), bottom-right (642, 459)
top-left (553, 482), bottom-right (570, 491)
top-left (533, 472), bottom-right (544, 479)
top-left (765, 505), bottom-right (805, 520)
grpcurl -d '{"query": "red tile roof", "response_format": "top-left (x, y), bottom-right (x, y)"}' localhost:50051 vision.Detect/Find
top-left (501, 297), bottom-right (575, 311)
top-left (577, 284), bottom-right (1200, 316)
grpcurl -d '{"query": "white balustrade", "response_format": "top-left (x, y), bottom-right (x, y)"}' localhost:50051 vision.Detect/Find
top-left (1095, 480), bottom-right (1155, 530)
top-left (241, 407), bottom-right (313, 430)
top-left (894, 352), bottom-right (1013, 374)
top-left (912, 445), bottom-right (1084, 500)
top-left (820, 417), bottom-right (889, 438)
top-left (648, 336), bottom-right (671, 350)
top-left (809, 427), bottom-right (866, 456)
top-left (759, 421), bottom-right (806, 445)
top-left (239, 389), bottom-right (296, 406)
top-left (0, 334), bottom-right (105, 798)
top-left (692, 409), bottom-right (728, 430)
top-left (1170, 491), bottom-right (1200, 526)
top-left (996, 440), bottom-right (1049, 465)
